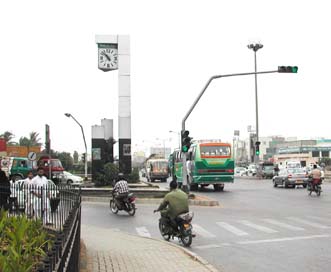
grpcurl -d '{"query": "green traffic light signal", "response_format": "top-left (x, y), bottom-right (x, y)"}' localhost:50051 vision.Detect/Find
top-left (182, 146), bottom-right (189, 152)
top-left (255, 150), bottom-right (260, 156)
top-left (278, 66), bottom-right (298, 73)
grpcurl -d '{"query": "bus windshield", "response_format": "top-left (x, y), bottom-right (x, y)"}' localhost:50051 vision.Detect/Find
top-left (151, 161), bottom-right (168, 171)
top-left (200, 145), bottom-right (231, 157)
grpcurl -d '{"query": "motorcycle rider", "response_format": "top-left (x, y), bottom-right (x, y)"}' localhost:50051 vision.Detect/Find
top-left (113, 173), bottom-right (129, 208)
top-left (154, 180), bottom-right (189, 228)
top-left (310, 164), bottom-right (322, 192)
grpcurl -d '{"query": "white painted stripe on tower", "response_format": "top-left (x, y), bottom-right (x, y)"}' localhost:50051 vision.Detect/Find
top-left (238, 220), bottom-right (278, 233)
top-left (287, 217), bottom-right (330, 229)
top-left (136, 227), bottom-right (151, 238)
top-left (192, 224), bottom-right (216, 238)
top-left (262, 219), bottom-right (305, 231)
top-left (216, 222), bottom-right (249, 236)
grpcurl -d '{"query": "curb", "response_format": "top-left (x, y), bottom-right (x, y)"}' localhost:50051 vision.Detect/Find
top-left (81, 196), bottom-right (220, 207)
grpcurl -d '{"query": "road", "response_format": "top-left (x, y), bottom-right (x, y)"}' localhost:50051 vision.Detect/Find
top-left (82, 178), bottom-right (331, 272)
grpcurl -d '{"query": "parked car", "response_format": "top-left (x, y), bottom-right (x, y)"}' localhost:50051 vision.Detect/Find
top-left (235, 167), bottom-right (248, 176)
top-left (273, 168), bottom-right (308, 188)
top-left (62, 171), bottom-right (83, 186)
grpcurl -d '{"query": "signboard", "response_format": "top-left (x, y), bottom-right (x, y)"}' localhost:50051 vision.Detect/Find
top-left (28, 152), bottom-right (37, 161)
top-left (123, 144), bottom-right (131, 156)
top-left (92, 148), bottom-right (101, 160)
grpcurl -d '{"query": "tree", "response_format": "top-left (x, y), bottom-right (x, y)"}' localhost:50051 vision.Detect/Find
top-left (19, 136), bottom-right (31, 147)
top-left (0, 131), bottom-right (17, 146)
top-left (28, 131), bottom-right (42, 146)
top-left (73, 151), bottom-right (79, 164)
top-left (57, 152), bottom-right (74, 171)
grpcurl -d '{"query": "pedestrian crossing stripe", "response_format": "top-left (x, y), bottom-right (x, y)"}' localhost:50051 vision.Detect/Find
top-left (286, 217), bottom-right (330, 229)
top-left (262, 219), bottom-right (305, 231)
top-left (216, 222), bottom-right (249, 236)
top-left (192, 224), bottom-right (216, 238)
top-left (238, 220), bottom-right (278, 233)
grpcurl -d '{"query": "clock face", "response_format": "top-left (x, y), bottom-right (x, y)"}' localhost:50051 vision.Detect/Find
top-left (98, 47), bottom-right (118, 71)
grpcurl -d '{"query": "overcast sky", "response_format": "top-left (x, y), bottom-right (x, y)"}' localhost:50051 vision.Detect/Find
top-left (1, 0), bottom-right (330, 155)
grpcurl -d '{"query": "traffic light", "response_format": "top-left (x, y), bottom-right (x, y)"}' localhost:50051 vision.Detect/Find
top-left (82, 153), bottom-right (86, 163)
top-left (181, 130), bottom-right (192, 153)
top-left (278, 66), bottom-right (298, 73)
top-left (255, 141), bottom-right (261, 156)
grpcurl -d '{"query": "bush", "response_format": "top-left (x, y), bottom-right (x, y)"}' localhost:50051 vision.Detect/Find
top-left (127, 167), bottom-right (140, 183)
top-left (0, 211), bottom-right (53, 272)
top-left (94, 163), bottom-right (119, 187)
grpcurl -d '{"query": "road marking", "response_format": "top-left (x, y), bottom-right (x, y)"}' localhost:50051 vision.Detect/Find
top-left (136, 227), bottom-right (151, 238)
top-left (192, 224), bottom-right (216, 238)
top-left (306, 215), bottom-right (331, 223)
top-left (238, 220), bottom-right (278, 233)
top-left (216, 222), bottom-right (249, 236)
top-left (237, 234), bottom-right (331, 245)
top-left (262, 219), bottom-right (305, 231)
top-left (287, 217), bottom-right (330, 229)
top-left (195, 244), bottom-right (221, 249)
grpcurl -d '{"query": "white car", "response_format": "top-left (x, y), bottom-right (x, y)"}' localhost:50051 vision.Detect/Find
top-left (62, 171), bottom-right (83, 186)
top-left (235, 167), bottom-right (248, 176)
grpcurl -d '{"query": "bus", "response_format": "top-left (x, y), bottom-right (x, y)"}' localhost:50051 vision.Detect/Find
top-left (145, 158), bottom-right (169, 182)
top-left (172, 141), bottom-right (234, 191)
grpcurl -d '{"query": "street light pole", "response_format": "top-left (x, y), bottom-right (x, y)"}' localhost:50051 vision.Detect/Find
top-left (65, 113), bottom-right (88, 180)
top-left (247, 43), bottom-right (263, 165)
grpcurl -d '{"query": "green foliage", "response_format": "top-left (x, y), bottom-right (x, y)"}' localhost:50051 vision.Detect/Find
top-left (127, 167), bottom-right (140, 183)
top-left (56, 152), bottom-right (74, 171)
top-left (319, 157), bottom-right (331, 166)
top-left (0, 211), bottom-right (53, 272)
top-left (18, 132), bottom-right (42, 147)
top-left (73, 151), bottom-right (79, 164)
top-left (0, 131), bottom-right (17, 146)
top-left (94, 163), bottom-right (119, 187)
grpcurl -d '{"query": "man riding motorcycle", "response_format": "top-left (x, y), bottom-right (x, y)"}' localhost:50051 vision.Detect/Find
top-left (154, 180), bottom-right (189, 230)
top-left (309, 164), bottom-right (322, 192)
top-left (113, 173), bottom-right (130, 208)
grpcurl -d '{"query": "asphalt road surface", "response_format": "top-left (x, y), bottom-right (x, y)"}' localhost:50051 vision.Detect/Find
top-left (82, 178), bottom-right (331, 272)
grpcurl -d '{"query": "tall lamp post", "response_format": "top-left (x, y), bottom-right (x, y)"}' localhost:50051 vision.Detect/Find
top-left (65, 113), bottom-right (88, 180)
top-left (247, 42), bottom-right (263, 165)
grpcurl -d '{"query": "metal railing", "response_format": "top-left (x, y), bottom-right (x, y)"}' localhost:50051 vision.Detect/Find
top-left (0, 182), bottom-right (81, 272)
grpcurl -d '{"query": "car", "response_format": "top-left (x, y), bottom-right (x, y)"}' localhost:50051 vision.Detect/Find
top-left (62, 171), bottom-right (83, 186)
top-left (234, 167), bottom-right (248, 176)
top-left (247, 164), bottom-right (257, 176)
top-left (272, 168), bottom-right (308, 188)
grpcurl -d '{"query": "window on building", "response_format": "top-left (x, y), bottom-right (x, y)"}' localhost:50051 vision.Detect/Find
top-left (312, 151), bottom-right (320, 157)
top-left (321, 151), bottom-right (329, 157)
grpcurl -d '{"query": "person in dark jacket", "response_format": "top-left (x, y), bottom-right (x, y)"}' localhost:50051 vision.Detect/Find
top-left (0, 170), bottom-right (11, 211)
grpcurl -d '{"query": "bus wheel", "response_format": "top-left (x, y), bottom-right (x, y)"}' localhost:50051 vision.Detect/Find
top-left (214, 184), bottom-right (224, 192)
top-left (190, 183), bottom-right (198, 191)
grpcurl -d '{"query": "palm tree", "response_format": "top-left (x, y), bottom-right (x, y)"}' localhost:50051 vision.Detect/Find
top-left (19, 137), bottom-right (31, 147)
top-left (29, 132), bottom-right (42, 146)
top-left (0, 131), bottom-right (17, 146)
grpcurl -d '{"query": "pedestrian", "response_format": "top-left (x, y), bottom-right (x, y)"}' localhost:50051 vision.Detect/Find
top-left (0, 170), bottom-right (11, 211)
top-left (24, 170), bottom-right (35, 218)
top-left (31, 167), bottom-right (51, 225)
top-left (9, 177), bottom-right (19, 213)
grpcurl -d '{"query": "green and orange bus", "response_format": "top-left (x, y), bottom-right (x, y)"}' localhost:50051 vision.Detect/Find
top-left (172, 140), bottom-right (234, 191)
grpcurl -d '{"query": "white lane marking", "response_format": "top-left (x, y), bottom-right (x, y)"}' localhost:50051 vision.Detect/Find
top-left (216, 222), bottom-right (249, 236)
top-left (237, 234), bottom-right (331, 245)
top-left (262, 219), bottom-right (305, 231)
top-left (136, 227), bottom-right (151, 238)
top-left (238, 220), bottom-right (278, 234)
top-left (287, 217), bottom-right (330, 229)
top-left (195, 244), bottom-right (221, 249)
top-left (192, 224), bottom-right (216, 238)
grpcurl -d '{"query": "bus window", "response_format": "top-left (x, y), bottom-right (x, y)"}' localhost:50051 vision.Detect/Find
top-left (200, 145), bottom-right (231, 157)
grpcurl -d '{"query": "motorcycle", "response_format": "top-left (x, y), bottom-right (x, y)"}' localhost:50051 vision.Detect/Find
top-left (156, 211), bottom-right (194, 247)
top-left (110, 191), bottom-right (136, 216)
top-left (307, 178), bottom-right (322, 196)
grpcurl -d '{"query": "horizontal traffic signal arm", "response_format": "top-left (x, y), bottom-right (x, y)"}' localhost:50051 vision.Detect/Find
top-left (278, 66), bottom-right (298, 73)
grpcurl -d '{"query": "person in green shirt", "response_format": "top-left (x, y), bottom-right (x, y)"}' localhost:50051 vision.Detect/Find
top-left (154, 180), bottom-right (189, 220)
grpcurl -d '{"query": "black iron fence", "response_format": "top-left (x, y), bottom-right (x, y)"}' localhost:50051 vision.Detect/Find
top-left (0, 182), bottom-right (81, 272)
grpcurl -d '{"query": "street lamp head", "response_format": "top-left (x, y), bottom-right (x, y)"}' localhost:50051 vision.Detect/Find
top-left (247, 43), bottom-right (263, 52)
top-left (64, 113), bottom-right (71, 118)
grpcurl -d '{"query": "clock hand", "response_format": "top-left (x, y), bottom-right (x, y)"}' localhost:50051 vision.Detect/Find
top-left (102, 52), bottom-right (111, 61)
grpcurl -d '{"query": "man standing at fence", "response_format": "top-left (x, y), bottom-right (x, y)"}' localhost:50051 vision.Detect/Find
top-left (24, 170), bottom-right (35, 218)
top-left (32, 167), bottom-right (51, 225)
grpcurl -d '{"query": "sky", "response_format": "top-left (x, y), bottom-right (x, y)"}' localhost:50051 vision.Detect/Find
top-left (1, 0), bottom-right (330, 156)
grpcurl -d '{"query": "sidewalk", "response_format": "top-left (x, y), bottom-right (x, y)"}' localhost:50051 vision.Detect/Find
top-left (80, 224), bottom-right (219, 272)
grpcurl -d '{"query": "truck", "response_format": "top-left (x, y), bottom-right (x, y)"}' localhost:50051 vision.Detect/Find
top-left (0, 155), bottom-right (64, 183)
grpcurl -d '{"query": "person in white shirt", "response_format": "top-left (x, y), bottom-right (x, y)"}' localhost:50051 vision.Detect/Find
top-left (24, 171), bottom-right (35, 217)
top-left (9, 177), bottom-right (19, 212)
top-left (32, 167), bottom-right (51, 225)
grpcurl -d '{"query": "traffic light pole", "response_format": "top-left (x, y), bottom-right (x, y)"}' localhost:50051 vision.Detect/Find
top-left (181, 69), bottom-right (281, 192)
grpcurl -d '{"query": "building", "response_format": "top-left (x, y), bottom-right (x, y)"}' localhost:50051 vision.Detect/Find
top-left (150, 147), bottom-right (171, 159)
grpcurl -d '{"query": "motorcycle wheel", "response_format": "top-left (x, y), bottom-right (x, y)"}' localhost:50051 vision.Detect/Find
top-left (127, 203), bottom-right (136, 216)
top-left (159, 220), bottom-right (171, 241)
top-left (180, 233), bottom-right (192, 247)
top-left (110, 200), bottom-right (119, 214)
top-left (317, 187), bottom-right (321, 196)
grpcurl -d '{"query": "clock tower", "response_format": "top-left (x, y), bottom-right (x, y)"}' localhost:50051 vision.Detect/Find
top-left (95, 35), bottom-right (131, 174)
